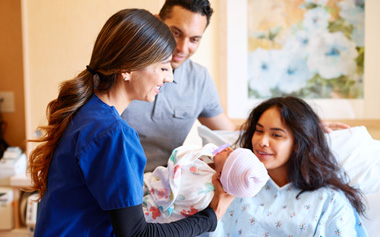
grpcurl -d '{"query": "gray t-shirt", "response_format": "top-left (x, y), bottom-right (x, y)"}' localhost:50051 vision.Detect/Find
top-left (121, 59), bottom-right (223, 171)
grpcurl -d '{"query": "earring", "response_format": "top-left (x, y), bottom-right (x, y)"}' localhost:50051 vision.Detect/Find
top-left (121, 72), bottom-right (130, 81)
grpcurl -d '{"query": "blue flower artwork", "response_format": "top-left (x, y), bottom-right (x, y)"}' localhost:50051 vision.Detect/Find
top-left (247, 0), bottom-right (364, 99)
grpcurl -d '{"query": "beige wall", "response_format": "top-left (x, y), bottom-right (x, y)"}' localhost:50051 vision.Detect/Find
top-left (22, 0), bottom-right (164, 152)
top-left (362, 0), bottom-right (380, 139)
top-left (0, 0), bottom-right (26, 149)
top-left (364, 0), bottom-right (380, 118)
top-left (17, 0), bottom-right (380, 155)
top-left (21, 0), bottom-right (219, 153)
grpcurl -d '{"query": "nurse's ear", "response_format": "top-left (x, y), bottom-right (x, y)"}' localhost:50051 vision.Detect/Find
top-left (121, 72), bottom-right (131, 81)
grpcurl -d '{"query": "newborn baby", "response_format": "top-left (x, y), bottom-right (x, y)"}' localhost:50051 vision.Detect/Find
top-left (143, 143), bottom-right (269, 223)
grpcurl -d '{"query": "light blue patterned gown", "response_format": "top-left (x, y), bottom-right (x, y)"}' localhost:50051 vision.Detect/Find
top-left (207, 178), bottom-right (367, 237)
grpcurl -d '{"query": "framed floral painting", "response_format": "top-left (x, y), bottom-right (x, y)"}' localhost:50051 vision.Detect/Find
top-left (222, 0), bottom-right (370, 120)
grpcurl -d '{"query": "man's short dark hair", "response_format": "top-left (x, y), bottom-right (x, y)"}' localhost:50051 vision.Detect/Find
top-left (159, 0), bottom-right (213, 27)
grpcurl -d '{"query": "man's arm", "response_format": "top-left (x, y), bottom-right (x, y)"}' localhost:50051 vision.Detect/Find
top-left (198, 112), bottom-right (236, 131)
top-left (321, 121), bottom-right (350, 133)
top-left (199, 114), bottom-right (350, 133)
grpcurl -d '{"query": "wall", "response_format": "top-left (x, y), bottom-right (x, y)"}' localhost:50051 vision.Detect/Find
top-left (216, 0), bottom-right (380, 139)
top-left (20, 0), bottom-right (380, 154)
top-left (191, 0), bottom-right (380, 141)
top-left (363, 0), bottom-right (380, 119)
top-left (362, 0), bottom-right (380, 139)
top-left (0, 0), bottom-right (26, 149)
top-left (22, 0), bottom-right (218, 153)
top-left (22, 0), bottom-right (165, 153)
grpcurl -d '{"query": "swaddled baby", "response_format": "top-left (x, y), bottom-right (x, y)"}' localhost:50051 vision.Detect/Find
top-left (143, 143), bottom-right (269, 223)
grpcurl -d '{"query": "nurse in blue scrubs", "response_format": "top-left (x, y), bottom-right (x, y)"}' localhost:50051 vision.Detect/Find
top-left (27, 9), bottom-right (234, 236)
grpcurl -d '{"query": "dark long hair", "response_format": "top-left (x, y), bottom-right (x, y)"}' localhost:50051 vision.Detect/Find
top-left (237, 96), bottom-right (365, 215)
top-left (27, 9), bottom-right (176, 198)
top-left (159, 0), bottom-right (213, 26)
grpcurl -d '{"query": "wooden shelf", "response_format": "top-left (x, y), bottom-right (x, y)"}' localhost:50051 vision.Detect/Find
top-left (0, 227), bottom-right (30, 237)
top-left (0, 174), bottom-right (33, 234)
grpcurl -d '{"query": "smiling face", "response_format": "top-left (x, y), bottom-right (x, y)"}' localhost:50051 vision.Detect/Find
top-left (127, 57), bottom-right (173, 102)
top-left (251, 106), bottom-right (295, 184)
top-left (162, 6), bottom-right (207, 69)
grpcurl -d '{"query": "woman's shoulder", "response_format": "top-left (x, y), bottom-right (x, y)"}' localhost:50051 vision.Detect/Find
top-left (74, 116), bottom-right (140, 158)
top-left (69, 96), bottom-right (138, 151)
top-left (76, 95), bottom-right (133, 129)
top-left (317, 186), bottom-right (346, 196)
top-left (312, 186), bottom-right (352, 207)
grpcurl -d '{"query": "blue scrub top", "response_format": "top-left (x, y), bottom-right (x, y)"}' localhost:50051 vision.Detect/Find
top-left (34, 94), bottom-right (146, 236)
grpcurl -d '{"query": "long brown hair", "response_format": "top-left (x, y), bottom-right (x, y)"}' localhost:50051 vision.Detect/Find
top-left (27, 9), bottom-right (176, 198)
top-left (236, 96), bottom-right (365, 215)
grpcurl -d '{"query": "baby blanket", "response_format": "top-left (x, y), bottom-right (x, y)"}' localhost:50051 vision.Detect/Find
top-left (143, 144), bottom-right (217, 223)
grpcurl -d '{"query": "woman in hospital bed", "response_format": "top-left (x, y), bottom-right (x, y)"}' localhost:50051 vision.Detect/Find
top-left (208, 96), bottom-right (367, 236)
top-left (143, 143), bottom-right (269, 223)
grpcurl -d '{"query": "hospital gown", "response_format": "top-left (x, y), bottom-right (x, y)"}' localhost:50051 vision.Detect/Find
top-left (209, 178), bottom-right (367, 237)
top-left (143, 144), bottom-right (217, 223)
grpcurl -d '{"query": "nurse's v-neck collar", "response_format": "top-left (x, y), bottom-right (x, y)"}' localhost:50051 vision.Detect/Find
top-left (93, 94), bottom-right (120, 117)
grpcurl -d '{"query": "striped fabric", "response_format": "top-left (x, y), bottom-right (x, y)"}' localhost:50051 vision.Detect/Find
top-left (220, 148), bottom-right (269, 198)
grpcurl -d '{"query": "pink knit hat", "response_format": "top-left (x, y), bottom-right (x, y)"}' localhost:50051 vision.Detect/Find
top-left (220, 148), bottom-right (269, 198)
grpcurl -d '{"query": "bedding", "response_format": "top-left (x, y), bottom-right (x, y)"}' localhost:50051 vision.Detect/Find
top-left (197, 125), bottom-right (380, 236)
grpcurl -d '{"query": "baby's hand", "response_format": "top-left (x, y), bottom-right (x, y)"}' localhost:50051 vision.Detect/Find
top-left (209, 173), bottom-right (235, 220)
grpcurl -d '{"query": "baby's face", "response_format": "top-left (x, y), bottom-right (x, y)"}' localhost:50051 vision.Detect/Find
top-left (213, 147), bottom-right (233, 172)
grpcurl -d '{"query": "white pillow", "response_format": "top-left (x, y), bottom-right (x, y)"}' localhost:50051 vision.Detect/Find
top-left (361, 192), bottom-right (380, 236)
top-left (326, 126), bottom-right (380, 194)
top-left (198, 125), bottom-right (380, 234)
top-left (198, 125), bottom-right (380, 194)
top-left (197, 125), bottom-right (241, 147)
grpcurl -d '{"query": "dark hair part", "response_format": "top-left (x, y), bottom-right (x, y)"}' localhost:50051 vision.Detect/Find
top-left (159, 0), bottom-right (213, 26)
top-left (236, 96), bottom-right (365, 215)
top-left (27, 9), bottom-right (176, 198)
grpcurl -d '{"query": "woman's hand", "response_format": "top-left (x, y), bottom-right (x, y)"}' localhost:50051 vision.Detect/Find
top-left (321, 121), bottom-right (350, 133)
top-left (209, 172), bottom-right (235, 220)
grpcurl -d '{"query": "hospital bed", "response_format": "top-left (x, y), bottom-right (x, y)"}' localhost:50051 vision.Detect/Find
top-left (196, 125), bottom-right (380, 236)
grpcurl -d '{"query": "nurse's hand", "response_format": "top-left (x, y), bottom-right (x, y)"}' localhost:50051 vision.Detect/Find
top-left (209, 173), bottom-right (235, 220)
top-left (321, 121), bottom-right (350, 133)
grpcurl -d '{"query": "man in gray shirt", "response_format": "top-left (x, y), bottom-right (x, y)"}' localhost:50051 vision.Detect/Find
top-left (121, 0), bottom-right (349, 172)
top-left (122, 0), bottom-right (236, 171)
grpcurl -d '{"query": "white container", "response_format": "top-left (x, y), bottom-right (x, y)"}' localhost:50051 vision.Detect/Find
top-left (0, 147), bottom-right (27, 186)
top-left (26, 193), bottom-right (39, 234)
top-left (0, 187), bottom-right (14, 229)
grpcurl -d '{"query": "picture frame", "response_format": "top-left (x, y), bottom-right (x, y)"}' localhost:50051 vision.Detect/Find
top-left (219, 0), bottom-right (380, 129)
